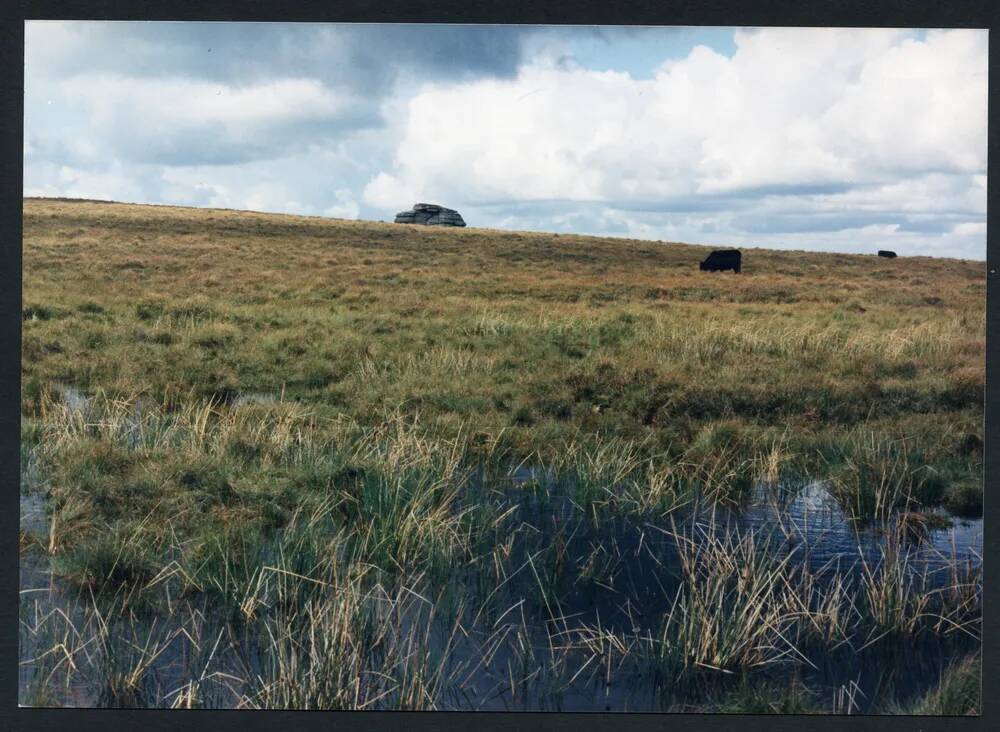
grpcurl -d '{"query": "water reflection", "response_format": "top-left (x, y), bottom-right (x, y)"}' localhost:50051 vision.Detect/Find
top-left (19, 408), bottom-right (982, 711)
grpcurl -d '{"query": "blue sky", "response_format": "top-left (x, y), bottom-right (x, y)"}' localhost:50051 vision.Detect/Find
top-left (24, 23), bottom-right (988, 259)
top-left (523, 26), bottom-right (739, 78)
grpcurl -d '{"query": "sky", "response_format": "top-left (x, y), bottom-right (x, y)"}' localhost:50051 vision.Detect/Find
top-left (23, 22), bottom-right (988, 260)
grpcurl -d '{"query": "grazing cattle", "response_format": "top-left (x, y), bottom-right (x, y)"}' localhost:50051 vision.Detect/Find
top-left (699, 249), bottom-right (741, 273)
top-left (878, 250), bottom-right (897, 258)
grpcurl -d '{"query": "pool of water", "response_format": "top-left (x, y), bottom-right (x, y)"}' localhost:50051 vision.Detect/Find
top-left (18, 388), bottom-right (982, 711)
top-left (431, 469), bottom-right (982, 711)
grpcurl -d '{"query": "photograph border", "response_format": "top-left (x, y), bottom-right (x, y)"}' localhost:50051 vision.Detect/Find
top-left (2, 1), bottom-right (997, 730)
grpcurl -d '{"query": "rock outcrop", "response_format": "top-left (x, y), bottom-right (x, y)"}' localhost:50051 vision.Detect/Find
top-left (394, 203), bottom-right (466, 227)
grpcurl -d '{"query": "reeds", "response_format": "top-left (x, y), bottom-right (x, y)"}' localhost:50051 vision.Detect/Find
top-left (242, 577), bottom-right (460, 710)
top-left (19, 391), bottom-right (982, 712)
top-left (649, 521), bottom-right (805, 676)
top-left (823, 428), bottom-right (959, 523)
top-left (888, 654), bottom-right (980, 715)
top-left (19, 198), bottom-right (985, 712)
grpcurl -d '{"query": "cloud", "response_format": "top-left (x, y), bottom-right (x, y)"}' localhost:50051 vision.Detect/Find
top-left (24, 24), bottom-right (988, 259)
top-left (24, 160), bottom-right (159, 203)
top-left (952, 222), bottom-right (987, 237)
top-left (323, 189), bottom-right (360, 219)
top-left (26, 22), bottom-right (528, 92)
top-left (25, 21), bottom-right (534, 169)
top-left (364, 28), bottom-right (986, 257)
top-left (52, 74), bottom-right (374, 166)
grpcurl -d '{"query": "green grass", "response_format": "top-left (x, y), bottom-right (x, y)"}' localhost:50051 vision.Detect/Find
top-left (22, 200), bottom-right (984, 461)
top-left (19, 198), bottom-right (984, 711)
top-left (888, 655), bottom-right (980, 715)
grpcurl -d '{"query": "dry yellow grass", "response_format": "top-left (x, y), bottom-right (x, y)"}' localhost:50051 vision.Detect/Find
top-left (20, 198), bottom-right (983, 710)
top-left (21, 196), bottom-right (984, 511)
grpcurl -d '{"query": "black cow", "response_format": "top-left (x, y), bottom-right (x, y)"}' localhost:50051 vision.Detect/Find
top-left (878, 250), bottom-right (897, 258)
top-left (700, 249), bottom-right (741, 273)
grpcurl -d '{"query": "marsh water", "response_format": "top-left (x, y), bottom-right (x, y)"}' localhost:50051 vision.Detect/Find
top-left (19, 476), bottom-right (982, 710)
top-left (443, 469), bottom-right (982, 711)
top-left (19, 389), bottom-right (983, 711)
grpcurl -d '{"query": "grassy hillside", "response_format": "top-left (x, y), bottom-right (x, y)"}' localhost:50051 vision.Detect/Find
top-left (23, 199), bottom-right (984, 426)
top-left (23, 199), bottom-right (984, 493)
top-left (19, 198), bottom-right (984, 710)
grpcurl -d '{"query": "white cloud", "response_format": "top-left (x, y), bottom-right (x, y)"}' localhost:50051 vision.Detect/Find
top-left (41, 74), bottom-right (372, 166)
top-left (24, 160), bottom-right (149, 202)
top-left (364, 28), bottom-right (986, 258)
top-left (952, 222), bottom-right (987, 237)
top-left (364, 172), bottom-right (421, 213)
top-left (323, 188), bottom-right (360, 219)
top-left (24, 23), bottom-right (988, 259)
top-left (369, 29), bottom-right (987, 203)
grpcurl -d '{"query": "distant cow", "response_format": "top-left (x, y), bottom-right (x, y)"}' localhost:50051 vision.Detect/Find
top-left (700, 249), bottom-right (741, 273)
top-left (878, 250), bottom-right (897, 258)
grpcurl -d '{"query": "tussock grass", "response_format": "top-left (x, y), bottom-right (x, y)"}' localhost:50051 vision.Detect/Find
top-left (241, 571), bottom-right (463, 710)
top-left (23, 200), bottom-right (983, 461)
top-left (548, 518), bottom-right (981, 702)
top-left (888, 654), bottom-right (980, 715)
top-left (20, 199), bottom-right (983, 711)
top-left (855, 539), bottom-right (982, 643)
top-left (653, 522), bottom-right (804, 675)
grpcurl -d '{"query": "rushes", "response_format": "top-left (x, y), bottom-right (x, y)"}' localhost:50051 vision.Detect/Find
top-left (465, 311), bottom-right (515, 338)
top-left (20, 490), bottom-right (982, 711)
top-left (856, 538), bottom-right (930, 640)
top-left (889, 654), bottom-right (980, 715)
top-left (544, 431), bottom-right (778, 518)
top-left (555, 520), bottom-right (981, 701)
top-left (20, 590), bottom-right (191, 708)
top-left (635, 316), bottom-right (967, 374)
top-left (35, 388), bottom-right (308, 470)
top-left (19, 199), bottom-right (985, 712)
top-left (20, 392), bottom-right (982, 712)
top-left (856, 535), bottom-right (982, 643)
top-left (557, 522), bottom-right (814, 692)
top-left (245, 580), bottom-right (422, 710)
top-left (23, 529), bottom-right (467, 710)
top-left (342, 469), bottom-right (472, 576)
top-left (654, 522), bottom-right (804, 675)
top-left (786, 563), bottom-right (858, 648)
top-left (91, 609), bottom-right (181, 707)
top-left (825, 429), bottom-right (940, 523)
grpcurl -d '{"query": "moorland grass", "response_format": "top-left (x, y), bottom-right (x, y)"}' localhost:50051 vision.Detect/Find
top-left (890, 654), bottom-right (981, 715)
top-left (22, 200), bottom-right (983, 472)
top-left (20, 198), bottom-right (984, 711)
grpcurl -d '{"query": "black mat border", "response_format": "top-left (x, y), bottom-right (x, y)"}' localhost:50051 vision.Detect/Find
top-left (2, 1), bottom-right (997, 730)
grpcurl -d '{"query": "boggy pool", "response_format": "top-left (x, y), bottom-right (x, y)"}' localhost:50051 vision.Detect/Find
top-left (19, 459), bottom-right (982, 712)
